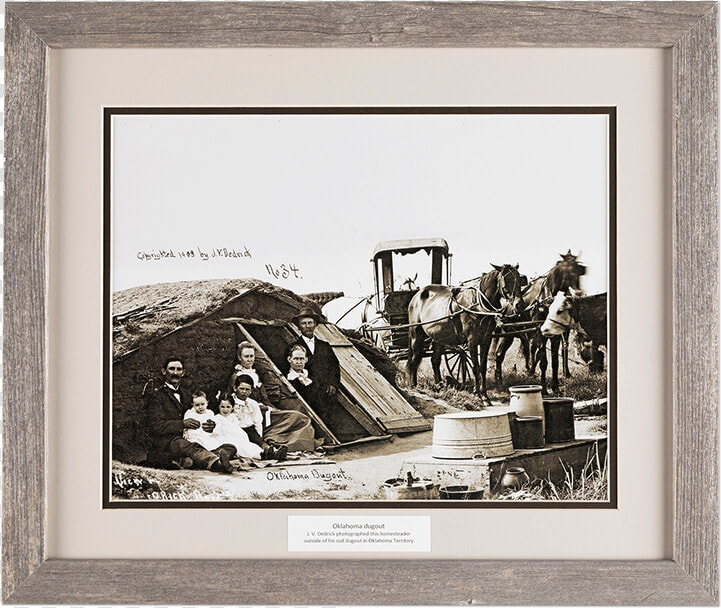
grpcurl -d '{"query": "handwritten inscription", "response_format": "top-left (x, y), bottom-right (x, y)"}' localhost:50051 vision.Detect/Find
top-left (266, 467), bottom-right (349, 482)
top-left (136, 246), bottom-right (252, 262)
top-left (265, 263), bottom-right (302, 280)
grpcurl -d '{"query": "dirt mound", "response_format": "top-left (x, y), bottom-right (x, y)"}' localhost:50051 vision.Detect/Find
top-left (112, 278), bottom-right (316, 360)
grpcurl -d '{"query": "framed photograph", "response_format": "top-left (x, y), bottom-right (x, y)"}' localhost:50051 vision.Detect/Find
top-left (106, 106), bottom-right (614, 508)
top-left (4, 1), bottom-right (718, 604)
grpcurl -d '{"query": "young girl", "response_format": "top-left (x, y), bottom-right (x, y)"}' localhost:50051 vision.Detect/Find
top-left (233, 374), bottom-right (287, 461)
top-left (212, 396), bottom-right (262, 460)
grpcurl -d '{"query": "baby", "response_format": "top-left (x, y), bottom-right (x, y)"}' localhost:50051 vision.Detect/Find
top-left (183, 391), bottom-right (222, 451)
top-left (212, 396), bottom-right (262, 460)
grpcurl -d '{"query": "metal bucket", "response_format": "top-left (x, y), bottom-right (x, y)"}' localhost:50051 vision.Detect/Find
top-left (510, 415), bottom-right (545, 449)
top-left (439, 485), bottom-right (484, 500)
top-left (382, 474), bottom-right (439, 500)
top-left (542, 397), bottom-right (576, 443)
top-left (509, 385), bottom-right (545, 434)
top-left (432, 411), bottom-right (514, 459)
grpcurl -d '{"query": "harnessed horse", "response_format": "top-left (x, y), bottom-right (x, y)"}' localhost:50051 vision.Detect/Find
top-left (541, 291), bottom-right (607, 373)
top-left (407, 264), bottom-right (525, 406)
top-left (493, 251), bottom-right (586, 394)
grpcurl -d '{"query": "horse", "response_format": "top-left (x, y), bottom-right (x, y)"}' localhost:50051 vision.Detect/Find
top-left (322, 295), bottom-right (390, 351)
top-left (493, 251), bottom-right (586, 394)
top-left (541, 291), bottom-right (607, 372)
top-left (407, 264), bottom-right (525, 406)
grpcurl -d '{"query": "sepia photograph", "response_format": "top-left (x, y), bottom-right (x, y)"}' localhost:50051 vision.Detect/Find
top-left (106, 108), bottom-right (613, 506)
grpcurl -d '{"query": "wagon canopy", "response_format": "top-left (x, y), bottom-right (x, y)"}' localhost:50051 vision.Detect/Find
top-left (372, 238), bottom-right (449, 260)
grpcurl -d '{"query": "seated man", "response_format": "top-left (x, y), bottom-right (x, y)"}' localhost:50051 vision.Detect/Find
top-left (289, 308), bottom-right (341, 399)
top-left (145, 356), bottom-right (236, 473)
top-left (286, 342), bottom-right (366, 443)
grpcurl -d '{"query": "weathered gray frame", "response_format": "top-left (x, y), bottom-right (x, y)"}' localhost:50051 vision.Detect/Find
top-left (3, 1), bottom-right (718, 604)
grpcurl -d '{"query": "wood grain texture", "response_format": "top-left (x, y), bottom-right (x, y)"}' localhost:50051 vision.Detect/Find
top-left (6, 1), bottom-right (717, 48)
top-left (2, 8), bottom-right (48, 602)
top-left (673, 4), bottom-right (719, 601)
top-left (3, 1), bottom-right (719, 605)
top-left (5, 559), bottom-right (718, 605)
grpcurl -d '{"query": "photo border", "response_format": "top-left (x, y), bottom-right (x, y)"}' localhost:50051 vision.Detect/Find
top-left (103, 105), bottom-right (617, 510)
top-left (4, 2), bottom-right (717, 604)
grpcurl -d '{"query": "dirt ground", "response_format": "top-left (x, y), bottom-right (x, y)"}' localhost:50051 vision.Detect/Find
top-left (111, 415), bottom-right (606, 502)
top-left (112, 344), bottom-right (607, 502)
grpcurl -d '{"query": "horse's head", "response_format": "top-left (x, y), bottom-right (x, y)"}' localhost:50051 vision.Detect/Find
top-left (547, 250), bottom-right (586, 295)
top-left (540, 291), bottom-right (576, 336)
top-left (491, 263), bottom-right (526, 315)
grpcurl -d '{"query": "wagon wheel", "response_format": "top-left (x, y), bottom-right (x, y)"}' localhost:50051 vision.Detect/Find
top-left (443, 348), bottom-right (475, 388)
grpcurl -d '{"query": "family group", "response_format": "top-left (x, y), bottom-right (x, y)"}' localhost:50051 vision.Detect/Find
top-left (143, 308), bottom-right (359, 474)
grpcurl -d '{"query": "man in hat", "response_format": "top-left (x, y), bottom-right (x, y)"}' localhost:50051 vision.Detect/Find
top-left (288, 308), bottom-right (366, 443)
top-left (290, 307), bottom-right (340, 399)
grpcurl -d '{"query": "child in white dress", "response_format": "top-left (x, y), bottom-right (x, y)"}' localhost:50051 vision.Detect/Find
top-left (212, 396), bottom-right (262, 460)
top-left (183, 392), bottom-right (222, 451)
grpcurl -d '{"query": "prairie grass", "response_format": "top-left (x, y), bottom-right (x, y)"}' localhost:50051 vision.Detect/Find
top-left (496, 447), bottom-right (609, 502)
top-left (402, 339), bottom-right (607, 405)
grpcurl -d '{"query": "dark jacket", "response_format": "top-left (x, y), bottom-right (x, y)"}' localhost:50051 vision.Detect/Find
top-left (146, 384), bottom-right (191, 452)
top-left (291, 336), bottom-right (341, 390)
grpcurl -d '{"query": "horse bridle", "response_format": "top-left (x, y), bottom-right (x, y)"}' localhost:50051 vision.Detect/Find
top-left (497, 267), bottom-right (521, 308)
top-left (544, 295), bottom-right (578, 331)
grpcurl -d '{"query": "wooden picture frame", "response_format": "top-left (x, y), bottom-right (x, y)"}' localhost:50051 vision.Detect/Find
top-left (3, 2), bottom-right (718, 604)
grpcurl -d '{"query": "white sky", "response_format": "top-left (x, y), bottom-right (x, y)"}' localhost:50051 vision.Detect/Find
top-left (112, 113), bottom-right (608, 297)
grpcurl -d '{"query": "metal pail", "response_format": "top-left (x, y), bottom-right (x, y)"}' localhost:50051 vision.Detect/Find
top-left (432, 411), bottom-right (514, 459)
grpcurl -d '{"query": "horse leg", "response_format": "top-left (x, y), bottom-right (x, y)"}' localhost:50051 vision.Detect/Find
top-left (590, 342), bottom-right (605, 373)
top-left (520, 334), bottom-right (532, 375)
top-left (468, 335), bottom-right (482, 397)
top-left (478, 332), bottom-right (494, 406)
top-left (538, 336), bottom-right (549, 395)
top-left (431, 343), bottom-right (444, 385)
top-left (407, 324), bottom-right (426, 386)
top-left (529, 332), bottom-right (541, 376)
top-left (550, 336), bottom-right (560, 394)
top-left (494, 336), bottom-right (512, 386)
top-left (562, 329), bottom-right (571, 377)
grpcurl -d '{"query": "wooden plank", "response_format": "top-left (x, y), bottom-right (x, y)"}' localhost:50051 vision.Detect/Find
top-left (221, 317), bottom-right (288, 327)
top-left (376, 415), bottom-right (431, 434)
top-left (324, 434), bottom-right (394, 452)
top-left (315, 323), bottom-right (353, 346)
top-left (335, 390), bottom-right (385, 436)
top-left (338, 366), bottom-right (396, 418)
top-left (336, 347), bottom-right (418, 416)
top-left (233, 323), bottom-right (340, 446)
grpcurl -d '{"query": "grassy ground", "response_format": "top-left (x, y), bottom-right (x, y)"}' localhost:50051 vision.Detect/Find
top-left (397, 338), bottom-right (607, 406)
top-left (496, 447), bottom-right (609, 502)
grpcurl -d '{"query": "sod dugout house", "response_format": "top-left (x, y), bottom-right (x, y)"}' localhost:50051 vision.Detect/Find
top-left (111, 279), bottom-right (429, 464)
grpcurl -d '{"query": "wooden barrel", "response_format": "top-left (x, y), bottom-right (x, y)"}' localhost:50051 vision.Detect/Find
top-left (543, 397), bottom-right (576, 443)
top-left (432, 411), bottom-right (514, 459)
top-left (511, 416), bottom-right (545, 449)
